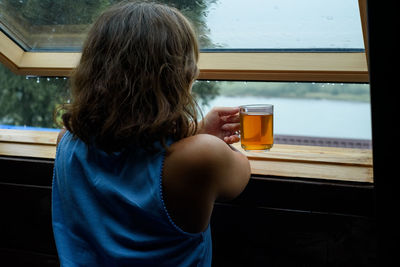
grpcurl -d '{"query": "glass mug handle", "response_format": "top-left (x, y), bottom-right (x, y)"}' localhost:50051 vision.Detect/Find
top-left (235, 130), bottom-right (240, 139)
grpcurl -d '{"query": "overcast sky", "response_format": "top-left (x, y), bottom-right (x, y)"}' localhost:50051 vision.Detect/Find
top-left (205, 0), bottom-right (364, 49)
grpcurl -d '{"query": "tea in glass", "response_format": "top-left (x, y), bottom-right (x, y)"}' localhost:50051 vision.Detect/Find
top-left (239, 104), bottom-right (273, 151)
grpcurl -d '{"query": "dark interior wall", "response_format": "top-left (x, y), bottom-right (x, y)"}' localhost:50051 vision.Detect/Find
top-left (0, 156), bottom-right (376, 266)
top-left (0, 157), bottom-right (57, 266)
top-left (367, 0), bottom-right (399, 265)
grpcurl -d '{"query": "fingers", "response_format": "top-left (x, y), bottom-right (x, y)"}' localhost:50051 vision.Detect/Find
top-left (221, 122), bottom-right (240, 144)
top-left (205, 106), bottom-right (242, 144)
top-left (221, 122), bottom-right (240, 145)
top-left (224, 135), bottom-right (240, 144)
top-left (221, 122), bottom-right (240, 132)
top-left (224, 114), bottom-right (240, 123)
top-left (213, 106), bottom-right (240, 117)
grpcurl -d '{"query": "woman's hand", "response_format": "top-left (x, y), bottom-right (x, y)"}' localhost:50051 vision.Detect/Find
top-left (198, 106), bottom-right (240, 144)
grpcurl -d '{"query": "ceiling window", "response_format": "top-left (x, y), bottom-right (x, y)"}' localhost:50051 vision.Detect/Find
top-left (0, 0), bottom-right (364, 52)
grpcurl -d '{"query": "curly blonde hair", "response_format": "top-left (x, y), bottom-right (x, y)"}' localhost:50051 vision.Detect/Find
top-left (62, 1), bottom-right (200, 152)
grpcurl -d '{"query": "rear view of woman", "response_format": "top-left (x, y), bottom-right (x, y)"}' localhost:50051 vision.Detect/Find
top-left (52, 1), bottom-right (251, 266)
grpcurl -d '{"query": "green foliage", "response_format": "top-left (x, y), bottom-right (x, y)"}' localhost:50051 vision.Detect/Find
top-left (2, 0), bottom-right (110, 25)
top-left (1, 0), bottom-right (217, 48)
top-left (0, 65), bottom-right (69, 128)
top-left (192, 80), bottom-right (220, 108)
top-left (0, 0), bottom-right (221, 128)
top-left (160, 0), bottom-right (218, 47)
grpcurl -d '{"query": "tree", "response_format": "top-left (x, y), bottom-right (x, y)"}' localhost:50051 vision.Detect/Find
top-left (159, 0), bottom-right (217, 48)
top-left (0, 64), bottom-right (69, 128)
top-left (2, 0), bottom-right (110, 25)
top-left (0, 0), bottom-right (220, 128)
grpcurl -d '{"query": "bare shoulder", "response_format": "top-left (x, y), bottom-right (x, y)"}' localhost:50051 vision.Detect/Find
top-left (165, 134), bottom-right (251, 200)
top-left (168, 134), bottom-right (231, 165)
top-left (162, 134), bottom-right (250, 232)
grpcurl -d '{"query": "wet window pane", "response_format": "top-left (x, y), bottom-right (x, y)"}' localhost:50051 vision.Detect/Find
top-left (0, 64), bottom-right (69, 130)
top-left (207, 0), bottom-right (364, 49)
top-left (0, 0), bottom-right (364, 51)
top-left (193, 80), bottom-right (371, 148)
top-left (0, 61), bottom-right (371, 149)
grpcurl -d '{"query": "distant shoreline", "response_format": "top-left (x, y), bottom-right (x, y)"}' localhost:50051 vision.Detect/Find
top-left (216, 81), bottom-right (370, 102)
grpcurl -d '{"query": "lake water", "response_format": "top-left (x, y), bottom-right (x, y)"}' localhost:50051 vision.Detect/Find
top-left (201, 96), bottom-right (372, 140)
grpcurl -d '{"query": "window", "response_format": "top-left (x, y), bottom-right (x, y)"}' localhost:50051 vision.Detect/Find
top-left (0, 0), bottom-right (368, 80)
top-left (195, 80), bottom-right (371, 149)
top-left (0, 0), bottom-right (372, 182)
top-left (206, 0), bottom-right (364, 50)
top-left (0, 64), bottom-right (68, 130)
top-left (0, 0), bottom-right (364, 51)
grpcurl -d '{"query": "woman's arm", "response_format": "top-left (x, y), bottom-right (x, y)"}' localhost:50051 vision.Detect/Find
top-left (162, 134), bottom-right (250, 233)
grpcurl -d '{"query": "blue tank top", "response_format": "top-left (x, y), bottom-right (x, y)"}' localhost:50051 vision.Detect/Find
top-left (52, 131), bottom-right (212, 266)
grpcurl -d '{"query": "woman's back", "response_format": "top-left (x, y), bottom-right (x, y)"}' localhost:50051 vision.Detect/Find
top-left (53, 131), bottom-right (213, 266)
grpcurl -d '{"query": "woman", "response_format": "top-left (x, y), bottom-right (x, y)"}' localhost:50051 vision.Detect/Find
top-left (52, 1), bottom-right (250, 266)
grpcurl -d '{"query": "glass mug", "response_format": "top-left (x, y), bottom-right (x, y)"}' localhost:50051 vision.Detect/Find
top-left (239, 104), bottom-right (274, 151)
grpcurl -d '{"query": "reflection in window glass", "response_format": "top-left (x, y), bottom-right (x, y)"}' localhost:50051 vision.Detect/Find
top-left (0, 0), bottom-right (363, 51)
top-left (194, 81), bottom-right (371, 148)
top-left (0, 64), bottom-right (69, 130)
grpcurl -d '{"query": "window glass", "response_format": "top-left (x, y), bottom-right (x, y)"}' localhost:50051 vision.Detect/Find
top-left (0, 0), bottom-right (364, 51)
top-left (207, 0), bottom-right (364, 49)
top-left (0, 64), bottom-right (69, 130)
top-left (0, 61), bottom-right (371, 148)
top-left (194, 80), bottom-right (371, 148)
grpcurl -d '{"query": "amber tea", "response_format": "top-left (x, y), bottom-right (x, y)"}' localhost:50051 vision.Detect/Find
top-left (239, 104), bottom-right (273, 151)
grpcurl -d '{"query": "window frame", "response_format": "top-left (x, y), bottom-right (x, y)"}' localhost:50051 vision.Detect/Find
top-left (0, 0), bottom-right (369, 81)
top-left (0, 29), bottom-right (368, 82)
top-left (0, 0), bottom-right (372, 183)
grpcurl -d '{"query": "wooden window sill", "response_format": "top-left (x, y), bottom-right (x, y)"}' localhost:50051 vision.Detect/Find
top-left (232, 143), bottom-right (373, 183)
top-left (0, 129), bottom-right (373, 183)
